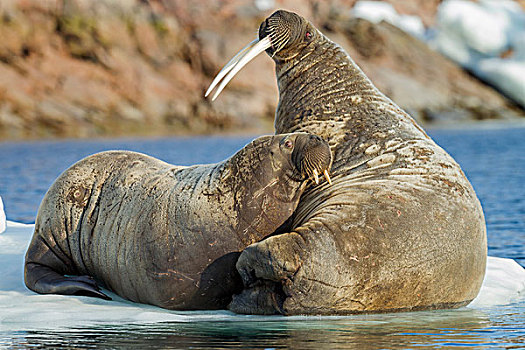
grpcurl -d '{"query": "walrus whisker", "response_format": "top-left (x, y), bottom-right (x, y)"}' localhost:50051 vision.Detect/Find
top-left (269, 25), bottom-right (290, 54)
top-left (207, 36), bottom-right (272, 101)
top-left (205, 39), bottom-right (258, 98)
top-left (302, 157), bottom-right (315, 178)
top-left (269, 28), bottom-right (287, 49)
top-left (271, 34), bottom-right (288, 56)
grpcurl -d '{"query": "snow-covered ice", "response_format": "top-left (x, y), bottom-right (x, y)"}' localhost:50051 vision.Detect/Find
top-left (352, 0), bottom-right (525, 108)
top-left (473, 58), bottom-right (525, 107)
top-left (431, 0), bottom-right (525, 108)
top-left (0, 220), bottom-right (523, 331)
top-left (435, 0), bottom-right (512, 56)
top-left (469, 256), bottom-right (525, 307)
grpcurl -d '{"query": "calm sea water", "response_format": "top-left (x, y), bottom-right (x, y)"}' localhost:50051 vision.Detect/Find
top-left (0, 126), bottom-right (524, 348)
top-left (5, 305), bottom-right (525, 349)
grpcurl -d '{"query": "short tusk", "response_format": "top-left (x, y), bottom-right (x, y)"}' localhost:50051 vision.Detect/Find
top-left (324, 170), bottom-right (332, 185)
top-left (313, 169), bottom-right (319, 185)
top-left (206, 36), bottom-right (273, 101)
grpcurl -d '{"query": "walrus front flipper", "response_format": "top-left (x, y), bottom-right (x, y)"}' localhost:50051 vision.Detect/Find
top-left (229, 280), bottom-right (285, 315)
top-left (25, 262), bottom-right (111, 300)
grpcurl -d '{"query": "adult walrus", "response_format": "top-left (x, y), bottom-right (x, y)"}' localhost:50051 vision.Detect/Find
top-left (24, 133), bottom-right (332, 310)
top-left (206, 10), bottom-right (487, 315)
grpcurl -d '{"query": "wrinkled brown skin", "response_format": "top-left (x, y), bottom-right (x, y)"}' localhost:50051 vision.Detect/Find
top-left (230, 10), bottom-right (487, 315)
top-left (24, 133), bottom-right (331, 310)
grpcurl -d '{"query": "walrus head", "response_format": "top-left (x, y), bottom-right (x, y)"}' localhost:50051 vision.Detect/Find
top-left (206, 10), bottom-right (314, 100)
top-left (276, 132), bottom-right (332, 185)
top-left (258, 10), bottom-right (315, 60)
top-left (290, 133), bottom-right (332, 185)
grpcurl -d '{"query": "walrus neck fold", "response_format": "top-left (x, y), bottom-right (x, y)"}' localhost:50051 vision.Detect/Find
top-left (224, 137), bottom-right (302, 200)
top-left (274, 35), bottom-right (388, 132)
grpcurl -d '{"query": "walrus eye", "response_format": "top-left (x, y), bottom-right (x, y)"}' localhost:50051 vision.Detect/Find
top-left (284, 140), bottom-right (293, 149)
top-left (305, 31), bottom-right (313, 40)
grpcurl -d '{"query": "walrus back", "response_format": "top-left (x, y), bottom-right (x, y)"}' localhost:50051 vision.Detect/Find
top-left (24, 150), bottom-right (180, 300)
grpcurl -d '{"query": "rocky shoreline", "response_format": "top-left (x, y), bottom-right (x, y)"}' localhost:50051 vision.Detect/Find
top-left (0, 0), bottom-right (523, 140)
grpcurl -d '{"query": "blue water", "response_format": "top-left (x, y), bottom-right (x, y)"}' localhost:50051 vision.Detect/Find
top-left (5, 306), bottom-right (525, 349)
top-left (0, 126), bottom-right (524, 348)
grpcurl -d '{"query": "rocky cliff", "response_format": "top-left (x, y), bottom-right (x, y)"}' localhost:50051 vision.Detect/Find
top-left (0, 0), bottom-right (523, 140)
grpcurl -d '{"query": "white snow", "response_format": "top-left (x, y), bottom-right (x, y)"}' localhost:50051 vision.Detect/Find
top-left (473, 58), bottom-right (525, 107)
top-left (431, 0), bottom-right (525, 108)
top-left (436, 0), bottom-right (511, 56)
top-left (431, 25), bottom-right (479, 67)
top-left (352, 0), bottom-right (525, 108)
top-left (352, 1), bottom-right (399, 25)
top-left (254, 0), bottom-right (275, 11)
top-left (352, 1), bottom-right (426, 39)
top-left (0, 196), bottom-right (6, 234)
top-left (0, 221), bottom-right (523, 331)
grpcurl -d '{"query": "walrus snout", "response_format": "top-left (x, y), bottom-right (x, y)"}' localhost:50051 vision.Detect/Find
top-left (258, 10), bottom-right (296, 56)
top-left (260, 10), bottom-right (308, 57)
top-left (292, 134), bottom-right (332, 185)
top-left (258, 19), bottom-right (274, 55)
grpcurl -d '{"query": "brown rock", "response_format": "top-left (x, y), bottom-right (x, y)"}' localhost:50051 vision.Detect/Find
top-left (0, 0), bottom-right (522, 140)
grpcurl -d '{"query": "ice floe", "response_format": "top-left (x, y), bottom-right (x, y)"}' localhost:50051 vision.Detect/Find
top-left (0, 220), bottom-right (523, 331)
top-left (469, 256), bottom-right (525, 307)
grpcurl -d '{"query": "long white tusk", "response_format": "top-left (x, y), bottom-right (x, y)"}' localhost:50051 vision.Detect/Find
top-left (206, 36), bottom-right (272, 101)
top-left (205, 39), bottom-right (258, 98)
top-left (313, 169), bottom-right (319, 185)
top-left (324, 170), bottom-right (332, 185)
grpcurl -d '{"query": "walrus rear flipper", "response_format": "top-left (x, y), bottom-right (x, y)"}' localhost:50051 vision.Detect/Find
top-left (24, 233), bottom-right (111, 301)
top-left (25, 262), bottom-right (111, 300)
top-left (25, 263), bottom-right (111, 300)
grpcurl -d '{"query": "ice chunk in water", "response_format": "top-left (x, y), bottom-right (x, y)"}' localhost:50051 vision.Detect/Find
top-left (469, 256), bottom-right (525, 307)
top-left (0, 196), bottom-right (6, 234)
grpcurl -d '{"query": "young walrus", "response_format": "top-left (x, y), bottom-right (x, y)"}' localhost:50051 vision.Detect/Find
top-left (24, 133), bottom-right (332, 310)
top-left (207, 10), bottom-right (487, 315)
